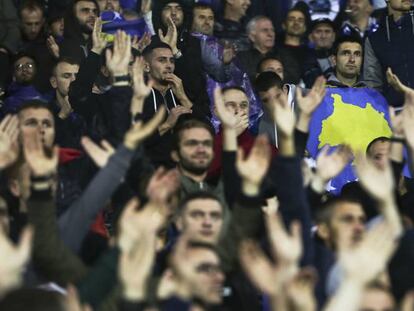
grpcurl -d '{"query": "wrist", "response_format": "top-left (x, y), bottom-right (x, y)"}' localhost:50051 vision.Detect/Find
top-left (123, 286), bottom-right (145, 301)
top-left (242, 180), bottom-right (260, 196)
top-left (91, 47), bottom-right (104, 55)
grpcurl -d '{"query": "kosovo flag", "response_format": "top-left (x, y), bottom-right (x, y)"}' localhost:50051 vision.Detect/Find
top-left (306, 87), bottom-right (392, 193)
top-left (101, 11), bottom-right (149, 42)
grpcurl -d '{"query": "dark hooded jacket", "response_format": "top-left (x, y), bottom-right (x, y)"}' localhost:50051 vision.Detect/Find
top-left (363, 11), bottom-right (414, 107)
top-left (152, 0), bottom-right (211, 121)
top-left (60, 0), bottom-right (100, 62)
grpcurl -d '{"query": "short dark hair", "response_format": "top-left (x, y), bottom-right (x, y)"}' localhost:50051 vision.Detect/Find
top-left (142, 39), bottom-right (173, 59)
top-left (333, 35), bottom-right (363, 56)
top-left (52, 57), bottom-right (80, 76)
top-left (221, 86), bottom-right (246, 95)
top-left (193, 3), bottom-right (214, 13)
top-left (256, 55), bottom-right (284, 75)
top-left (13, 52), bottom-right (37, 67)
top-left (178, 191), bottom-right (223, 215)
top-left (187, 240), bottom-right (219, 254)
top-left (366, 136), bottom-right (390, 155)
top-left (19, 0), bottom-right (45, 17)
top-left (315, 194), bottom-right (364, 225)
top-left (255, 71), bottom-right (284, 93)
top-left (17, 99), bottom-right (54, 116)
top-left (172, 118), bottom-right (215, 151)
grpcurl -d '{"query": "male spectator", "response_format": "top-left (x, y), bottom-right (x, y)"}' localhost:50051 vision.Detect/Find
top-left (341, 0), bottom-right (378, 38)
top-left (190, 3), bottom-right (261, 131)
top-left (49, 58), bottom-right (86, 148)
top-left (256, 55), bottom-right (285, 80)
top-left (214, 0), bottom-right (251, 52)
top-left (60, 0), bottom-right (100, 61)
top-left (2, 54), bottom-right (43, 115)
top-left (327, 35), bottom-right (367, 87)
top-left (97, 0), bottom-right (121, 12)
top-left (0, 0), bottom-right (21, 98)
top-left (309, 18), bottom-right (336, 78)
top-left (152, 0), bottom-right (211, 121)
top-left (363, 0), bottom-right (414, 106)
top-left (47, 10), bottom-right (65, 39)
top-left (141, 40), bottom-right (193, 168)
top-left (19, 0), bottom-right (45, 43)
top-left (278, 8), bottom-right (320, 86)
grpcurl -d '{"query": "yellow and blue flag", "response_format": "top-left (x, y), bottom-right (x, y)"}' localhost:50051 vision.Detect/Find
top-left (306, 87), bottom-right (392, 193)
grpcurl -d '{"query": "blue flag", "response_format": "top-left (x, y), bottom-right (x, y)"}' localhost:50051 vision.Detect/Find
top-left (306, 87), bottom-right (392, 193)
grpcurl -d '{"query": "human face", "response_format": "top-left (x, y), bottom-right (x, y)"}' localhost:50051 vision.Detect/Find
top-left (192, 7), bottom-right (215, 35)
top-left (74, 1), bottom-right (98, 34)
top-left (161, 2), bottom-right (184, 27)
top-left (19, 108), bottom-right (55, 148)
top-left (97, 0), bottom-right (120, 12)
top-left (347, 0), bottom-right (373, 20)
top-left (359, 288), bottom-right (395, 311)
top-left (284, 10), bottom-right (306, 37)
top-left (259, 59), bottom-right (284, 80)
top-left (14, 57), bottom-right (36, 85)
top-left (223, 89), bottom-right (249, 117)
top-left (178, 198), bottom-right (223, 244)
top-left (227, 0), bottom-right (251, 17)
top-left (21, 8), bottom-right (44, 41)
top-left (388, 0), bottom-right (413, 13)
top-left (310, 24), bottom-right (335, 50)
top-left (51, 62), bottom-right (79, 97)
top-left (148, 48), bottom-right (175, 85)
top-left (249, 18), bottom-right (275, 52)
top-left (334, 42), bottom-right (362, 80)
top-left (188, 248), bottom-right (224, 304)
top-left (367, 140), bottom-right (390, 170)
top-left (258, 86), bottom-right (285, 113)
top-left (328, 202), bottom-right (366, 250)
top-left (50, 18), bottom-right (64, 37)
top-left (175, 127), bottom-right (214, 175)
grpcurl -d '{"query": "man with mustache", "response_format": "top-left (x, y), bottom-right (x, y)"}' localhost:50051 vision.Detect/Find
top-left (60, 0), bottom-right (100, 61)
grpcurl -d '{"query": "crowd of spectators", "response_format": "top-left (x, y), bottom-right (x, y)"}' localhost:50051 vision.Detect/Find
top-left (0, 0), bottom-right (414, 311)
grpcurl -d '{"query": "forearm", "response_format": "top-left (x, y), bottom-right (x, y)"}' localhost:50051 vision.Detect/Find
top-left (223, 127), bottom-right (237, 151)
top-left (278, 134), bottom-right (295, 157)
top-left (379, 195), bottom-right (403, 237)
top-left (323, 279), bottom-right (364, 311)
top-left (58, 145), bottom-right (134, 252)
top-left (28, 182), bottom-right (87, 285)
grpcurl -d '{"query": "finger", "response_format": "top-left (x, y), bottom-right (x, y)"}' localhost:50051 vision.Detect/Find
top-left (0, 114), bottom-right (12, 132)
top-left (5, 115), bottom-right (19, 137)
top-left (17, 225), bottom-right (33, 263)
top-left (295, 86), bottom-right (303, 101)
top-left (290, 221), bottom-right (302, 242)
top-left (158, 28), bottom-right (165, 40)
top-left (100, 139), bottom-right (115, 153)
top-left (105, 48), bottom-right (113, 64)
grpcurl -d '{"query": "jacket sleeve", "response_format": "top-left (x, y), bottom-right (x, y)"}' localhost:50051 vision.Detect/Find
top-left (27, 184), bottom-right (88, 286)
top-left (58, 145), bottom-right (135, 253)
top-left (218, 193), bottom-right (263, 273)
top-left (69, 51), bottom-right (102, 118)
top-left (363, 38), bottom-right (384, 90)
top-left (200, 39), bottom-right (232, 83)
top-left (269, 156), bottom-right (314, 266)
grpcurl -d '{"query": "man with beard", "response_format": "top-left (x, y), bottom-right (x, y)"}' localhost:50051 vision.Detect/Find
top-left (2, 54), bottom-right (44, 115)
top-left (60, 0), bottom-right (100, 61)
top-left (140, 40), bottom-right (193, 168)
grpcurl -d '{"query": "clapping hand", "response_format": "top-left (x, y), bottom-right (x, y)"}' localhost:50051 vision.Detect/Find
top-left (81, 137), bottom-right (115, 168)
top-left (106, 31), bottom-right (131, 77)
top-left (0, 115), bottom-right (19, 170)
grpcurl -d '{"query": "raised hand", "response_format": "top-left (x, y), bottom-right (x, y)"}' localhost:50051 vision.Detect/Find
top-left (272, 91), bottom-right (295, 138)
top-left (315, 145), bottom-right (353, 183)
top-left (46, 35), bottom-right (60, 59)
top-left (124, 106), bottom-right (167, 150)
top-left (236, 135), bottom-right (271, 191)
top-left (164, 74), bottom-right (189, 105)
top-left (118, 198), bottom-right (165, 300)
top-left (146, 167), bottom-right (180, 206)
top-left (0, 226), bottom-right (33, 294)
top-left (286, 268), bottom-right (317, 311)
top-left (158, 17), bottom-right (178, 54)
top-left (403, 103), bottom-right (414, 149)
top-left (81, 137), bottom-right (115, 168)
top-left (140, 0), bottom-right (152, 14)
top-left (160, 106), bottom-right (192, 135)
top-left (296, 76), bottom-right (326, 116)
top-left (23, 130), bottom-right (58, 177)
top-left (106, 31), bottom-right (131, 77)
top-left (91, 17), bottom-right (107, 55)
top-left (0, 115), bottom-right (19, 170)
top-left (355, 153), bottom-right (394, 201)
top-left (214, 87), bottom-right (238, 129)
top-left (132, 56), bottom-right (153, 100)
top-left (133, 32), bottom-right (152, 53)
top-left (387, 68), bottom-right (414, 96)
top-left (339, 221), bottom-right (396, 285)
top-left (389, 106), bottom-right (404, 138)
